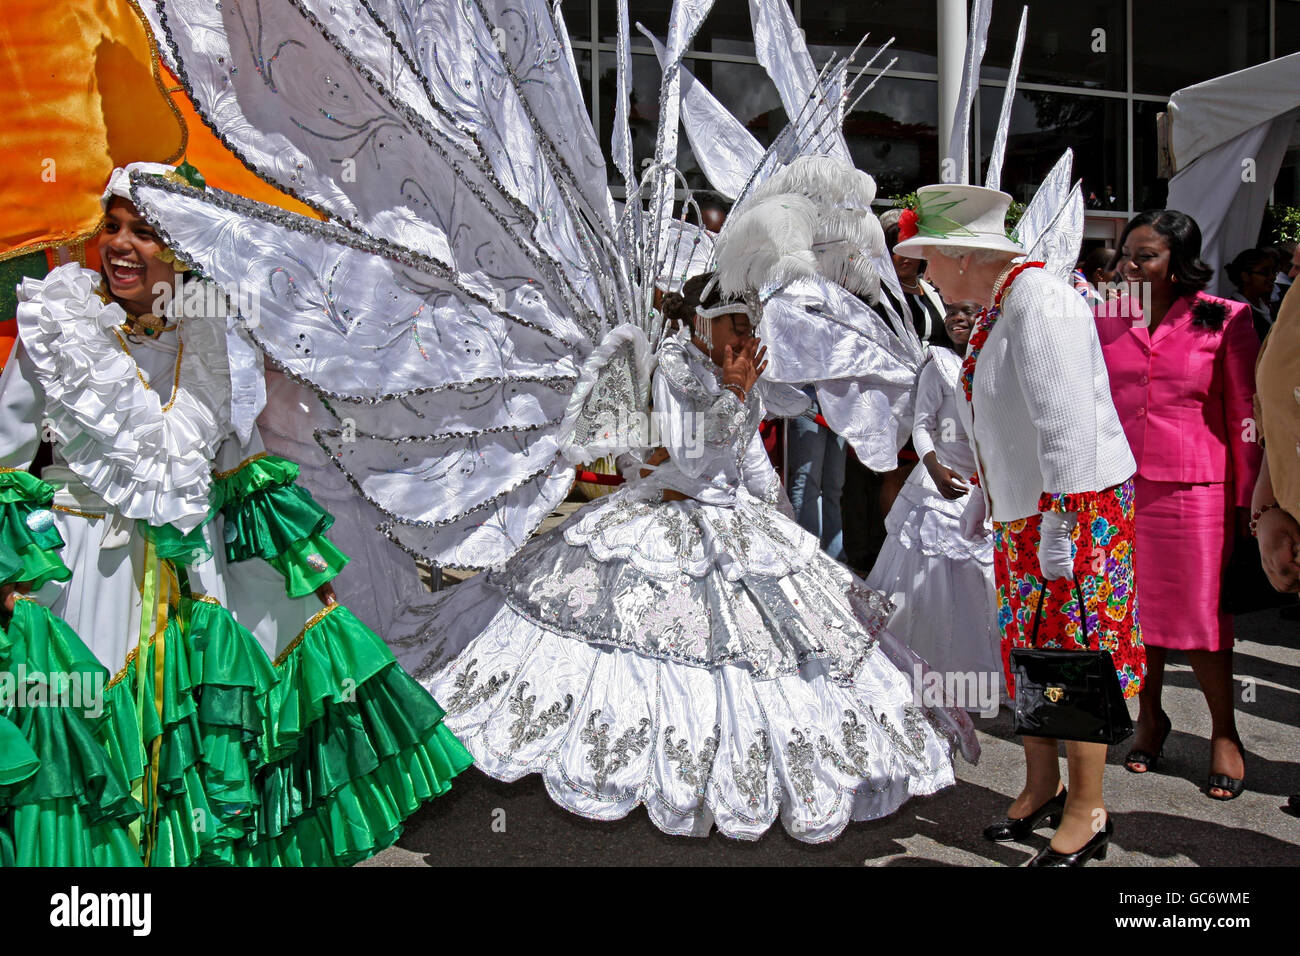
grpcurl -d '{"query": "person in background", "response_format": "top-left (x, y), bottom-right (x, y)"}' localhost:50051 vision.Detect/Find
top-left (879, 208), bottom-right (952, 348)
top-left (1100, 210), bottom-right (1261, 801)
top-left (1078, 246), bottom-right (1118, 307)
top-left (1267, 241), bottom-right (1296, 320)
top-left (1249, 276), bottom-right (1300, 814)
top-left (865, 300), bottom-right (1000, 705)
top-left (786, 386), bottom-right (846, 559)
top-left (1225, 248), bottom-right (1280, 341)
top-left (873, 208), bottom-right (952, 526)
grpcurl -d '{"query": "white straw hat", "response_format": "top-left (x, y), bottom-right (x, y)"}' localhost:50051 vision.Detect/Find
top-left (892, 183), bottom-right (1024, 258)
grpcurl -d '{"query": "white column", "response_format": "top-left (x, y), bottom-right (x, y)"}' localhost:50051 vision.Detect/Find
top-left (937, 0), bottom-right (968, 171)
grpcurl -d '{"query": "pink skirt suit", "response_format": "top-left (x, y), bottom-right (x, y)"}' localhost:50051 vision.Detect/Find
top-left (1094, 293), bottom-right (1261, 652)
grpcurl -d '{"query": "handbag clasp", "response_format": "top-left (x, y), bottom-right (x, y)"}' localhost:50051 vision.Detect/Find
top-left (1044, 686), bottom-right (1065, 703)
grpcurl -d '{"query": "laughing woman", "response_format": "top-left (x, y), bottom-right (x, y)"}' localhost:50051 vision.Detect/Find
top-left (0, 163), bottom-right (470, 865)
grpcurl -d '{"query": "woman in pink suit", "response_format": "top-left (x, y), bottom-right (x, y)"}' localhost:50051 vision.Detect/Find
top-left (1097, 210), bottom-right (1262, 800)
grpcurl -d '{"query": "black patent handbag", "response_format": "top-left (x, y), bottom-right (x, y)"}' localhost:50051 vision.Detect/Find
top-left (1009, 579), bottom-right (1134, 745)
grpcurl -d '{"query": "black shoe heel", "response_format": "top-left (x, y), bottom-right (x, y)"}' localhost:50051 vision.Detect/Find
top-left (982, 788), bottom-right (1067, 843)
top-left (1125, 712), bottom-right (1172, 774)
top-left (1026, 818), bottom-right (1114, 867)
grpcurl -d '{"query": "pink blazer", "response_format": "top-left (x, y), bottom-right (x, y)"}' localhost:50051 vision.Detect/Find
top-left (1095, 292), bottom-right (1261, 507)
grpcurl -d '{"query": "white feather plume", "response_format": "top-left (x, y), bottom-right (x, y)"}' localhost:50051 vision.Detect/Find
top-left (739, 156), bottom-right (886, 300)
top-left (713, 193), bottom-right (819, 297)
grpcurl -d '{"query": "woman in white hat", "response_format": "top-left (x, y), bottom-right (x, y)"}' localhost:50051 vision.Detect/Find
top-left (895, 184), bottom-right (1144, 866)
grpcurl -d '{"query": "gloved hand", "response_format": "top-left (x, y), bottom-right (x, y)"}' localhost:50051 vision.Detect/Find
top-left (1037, 510), bottom-right (1078, 580)
top-left (959, 490), bottom-right (990, 539)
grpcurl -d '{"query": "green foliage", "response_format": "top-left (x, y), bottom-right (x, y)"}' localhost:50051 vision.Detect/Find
top-left (887, 191), bottom-right (919, 210)
top-left (1261, 204), bottom-right (1300, 246)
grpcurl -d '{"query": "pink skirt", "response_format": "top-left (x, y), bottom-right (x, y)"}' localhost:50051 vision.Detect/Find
top-left (1133, 476), bottom-right (1233, 651)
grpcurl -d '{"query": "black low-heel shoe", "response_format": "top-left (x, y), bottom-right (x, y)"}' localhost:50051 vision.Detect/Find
top-left (1026, 817), bottom-right (1113, 867)
top-left (982, 788), bottom-right (1067, 843)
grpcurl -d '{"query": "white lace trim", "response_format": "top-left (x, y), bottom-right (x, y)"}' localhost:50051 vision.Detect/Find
top-left (16, 264), bottom-right (232, 533)
top-left (562, 485), bottom-right (822, 580)
top-left (422, 591), bottom-right (957, 844)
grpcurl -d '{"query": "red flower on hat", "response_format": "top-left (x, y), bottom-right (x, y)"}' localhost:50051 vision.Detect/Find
top-left (898, 208), bottom-right (919, 241)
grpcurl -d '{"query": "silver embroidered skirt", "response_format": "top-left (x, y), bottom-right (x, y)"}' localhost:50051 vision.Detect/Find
top-left (387, 483), bottom-right (978, 843)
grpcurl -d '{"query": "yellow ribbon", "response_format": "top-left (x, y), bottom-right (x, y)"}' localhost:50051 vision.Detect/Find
top-left (130, 537), bottom-right (178, 863)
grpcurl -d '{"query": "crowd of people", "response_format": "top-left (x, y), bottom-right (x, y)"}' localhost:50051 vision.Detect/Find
top-left (788, 197), bottom-right (1300, 849)
top-left (1, 0), bottom-right (1294, 872)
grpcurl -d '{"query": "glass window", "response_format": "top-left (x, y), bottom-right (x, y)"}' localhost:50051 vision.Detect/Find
top-left (844, 77), bottom-right (940, 199)
top-left (1273, 145), bottom-right (1300, 212)
top-left (977, 87), bottom-right (1126, 211)
top-left (1132, 0), bottom-right (1270, 96)
top-left (801, 1), bottom-right (940, 74)
top-left (574, 48), bottom-right (593, 117)
top-left (559, 0), bottom-right (591, 44)
top-left (691, 2), bottom-right (768, 56)
top-left (596, 52), bottom-right (703, 189)
top-left (597, 0), bottom-right (670, 46)
top-left (981, 1), bottom-right (1125, 91)
top-left (1131, 100), bottom-right (1169, 212)
top-left (1278, 0), bottom-right (1300, 57)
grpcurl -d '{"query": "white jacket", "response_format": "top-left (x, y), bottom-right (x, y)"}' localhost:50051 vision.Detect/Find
top-left (957, 267), bottom-right (1135, 522)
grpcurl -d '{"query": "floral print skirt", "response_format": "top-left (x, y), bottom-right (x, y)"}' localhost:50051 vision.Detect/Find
top-left (992, 480), bottom-right (1145, 699)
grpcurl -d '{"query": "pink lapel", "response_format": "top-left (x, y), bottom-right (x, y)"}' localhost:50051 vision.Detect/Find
top-left (1151, 295), bottom-right (1196, 346)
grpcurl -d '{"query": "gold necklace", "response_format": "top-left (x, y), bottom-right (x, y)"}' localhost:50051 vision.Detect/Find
top-left (112, 324), bottom-right (185, 413)
top-left (97, 282), bottom-right (175, 337)
top-left (990, 261), bottom-right (1020, 304)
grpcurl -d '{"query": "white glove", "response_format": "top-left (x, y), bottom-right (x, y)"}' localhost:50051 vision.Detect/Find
top-left (959, 490), bottom-right (990, 539)
top-left (1037, 510), bottom-right (1078, 580)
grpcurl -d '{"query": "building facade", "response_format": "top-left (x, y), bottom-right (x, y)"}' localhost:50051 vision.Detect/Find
top-left (563, 0), bottom-right (1300, 245)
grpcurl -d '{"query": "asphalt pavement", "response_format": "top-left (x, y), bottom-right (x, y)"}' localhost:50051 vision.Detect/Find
top-left (364, 504), bottom-right (1300, 867)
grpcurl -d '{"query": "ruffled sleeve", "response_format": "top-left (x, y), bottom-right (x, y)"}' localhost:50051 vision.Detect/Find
top-left (213, 452), bottom-right (349, 598)
top-left (14, 264), bottom-right (232, 534)
top-left (740, 429), bottom-right (783, 506)
top-left (0, 469), bottom-right (71, 590)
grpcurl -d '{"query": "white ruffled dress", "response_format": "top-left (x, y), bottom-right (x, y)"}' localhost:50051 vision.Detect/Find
top-left (865, 349), bottom-right (1002, 704)
top-left (0, 266), bottom-right (325, 664)
top-left (389, 331), bottom-right (978, 843)
top-left (0, 264), bottom-right (472, 866)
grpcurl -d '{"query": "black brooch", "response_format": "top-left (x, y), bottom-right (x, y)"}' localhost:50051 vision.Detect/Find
top-left (1191, 298), bottom-right (1228, 331)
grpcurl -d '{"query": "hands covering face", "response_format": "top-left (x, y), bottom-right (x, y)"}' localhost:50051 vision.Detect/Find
top-left (720, 337), bottom-right (767, 397)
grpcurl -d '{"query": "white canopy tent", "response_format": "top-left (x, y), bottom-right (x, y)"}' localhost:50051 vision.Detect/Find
top-left (1163, 52), bottom-right (1300, 297)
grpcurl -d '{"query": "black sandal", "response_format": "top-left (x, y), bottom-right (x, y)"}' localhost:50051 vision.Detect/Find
top-left (1124, 711), bottom-right (1172, 774)
top-left (1207, 774), bottom-right (1244, 800)
top-left (1206, 739), bottom-right (1246, 800)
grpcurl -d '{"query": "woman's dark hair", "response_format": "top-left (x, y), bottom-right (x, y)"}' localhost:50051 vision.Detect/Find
top-left (1083, 246), bottom-right (1116, 280)
top-left (661, 271), bottom-right (724, 324)
top-left (882, 221), bottom-right (899, 251)
top-left (1224, 248), bottom-right (1277, 290)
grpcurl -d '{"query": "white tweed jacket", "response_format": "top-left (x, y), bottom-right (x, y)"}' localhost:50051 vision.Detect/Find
top-left (956, 267), bottom-right (1135, 522)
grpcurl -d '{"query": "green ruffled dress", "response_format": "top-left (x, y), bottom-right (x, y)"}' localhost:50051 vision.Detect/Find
top-left (0, 460), bottom-right (472, 866)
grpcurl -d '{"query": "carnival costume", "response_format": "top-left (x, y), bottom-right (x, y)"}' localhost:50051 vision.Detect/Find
top-left (0, 163), bottom-right (471, 866)
top-left (112, 0), bottom-right (997, 843)
top-left (865, 347), bottom-right (1001, 701)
